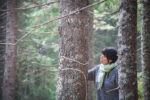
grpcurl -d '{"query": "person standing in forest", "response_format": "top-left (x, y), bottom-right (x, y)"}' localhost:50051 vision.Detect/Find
top-left (88, 47), bottom-right (119, 100)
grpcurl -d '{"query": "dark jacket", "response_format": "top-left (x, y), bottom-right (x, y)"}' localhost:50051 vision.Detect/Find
top-left (88, 64), bottom-right (119, 100)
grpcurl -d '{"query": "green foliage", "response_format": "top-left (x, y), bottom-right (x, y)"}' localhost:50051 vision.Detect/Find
top-left (137, 2), bottom-right (142, 72)
top-left (16, 0), bottom-right (59, 100)
top-left (138, 73), bottom-right (143, 100)
top-left (93, 0), bottom-right (118, 64)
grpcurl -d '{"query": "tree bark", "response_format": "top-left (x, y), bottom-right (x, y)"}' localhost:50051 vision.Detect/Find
top-left (117, 0), bottom-right (138, 100)
top-left (2, 0), bottom-right (17, 100)
top-left (56, 0), bottom-right (89, 100)
top-left (87, 4), bottom-right (94, 100)
top-left (141, 0), bottom-right (150, 100)
top-left (0, 0), bottom-right (6, 99)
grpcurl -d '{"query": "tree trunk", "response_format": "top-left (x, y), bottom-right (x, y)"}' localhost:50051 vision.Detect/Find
top-left (2, 0), bottom-right (17, 100)
top-left (87, 4), bottom-right (94, 100)
top-left (0, 0), bottom-right (6, 99)
top-left (117, 0), bottom-right (138, 100)
top-left (141, 0), bottom-right (150, 100)
top-left (56, 0), bottom-right (89, 100)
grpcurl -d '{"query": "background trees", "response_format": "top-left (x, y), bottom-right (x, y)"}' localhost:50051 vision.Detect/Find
top-left (141, 0), bottom-right (150, 100)
top-left (0, 0), bottom-right (6, 99)
top-left (87, 1), bottom-right (94, 99)
top-left (16, 0), bottom-right (59, 100)
top-left (2, 0), bottom-right (17, 100)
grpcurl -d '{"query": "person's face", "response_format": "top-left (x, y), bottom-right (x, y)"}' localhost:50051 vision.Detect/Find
top-left (100, 54), bottom-right (112, 65)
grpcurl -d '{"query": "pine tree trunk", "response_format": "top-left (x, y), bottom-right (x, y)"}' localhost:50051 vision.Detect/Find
top-left (88, 5), bottom-right (94, 100)
top-left (56, 0), bottom-right (89, 100)
top-left (0, 0), bottom-right (6, 99)
top-left (117, 0), bottom-right (138, 100)
top-left (141, 1), bottom-right (150, 100)
top-left (2, 0), bottom-right (17, 100)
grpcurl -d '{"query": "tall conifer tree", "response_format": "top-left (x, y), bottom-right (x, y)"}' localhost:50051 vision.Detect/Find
top-left (118, 0), bottom-right (138, 100)
top-left (141, 0), bottom-right (150, 100)
top-left (0, 0), bottom-right (7, 99)
top-left (87, 1), bottom-right (94, 100)
top-left (56, 0), bottom-right (89, 99)
top-left (2, 0), bottom-right (17, 100)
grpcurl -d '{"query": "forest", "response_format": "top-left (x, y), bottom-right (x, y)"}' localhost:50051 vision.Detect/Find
top-left (0, 0), bottom-right (150, 100)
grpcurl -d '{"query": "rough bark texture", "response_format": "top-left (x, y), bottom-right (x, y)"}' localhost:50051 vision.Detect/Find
top-left (87, 6), bottom-right (94, 100)
top-left (141, 0), bottom-right (150, 100)
top-left (118, 0), bottom-right (138, 100)
top-left (2, 0), bottom-right (17, 100)
top-left (56, 0), bottom-right (89, 100)
top-left (0, 0), bottom-right (6, 99)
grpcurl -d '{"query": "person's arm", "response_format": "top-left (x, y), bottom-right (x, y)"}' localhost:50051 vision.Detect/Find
top-left (88, 65), bottom-right (98, 81)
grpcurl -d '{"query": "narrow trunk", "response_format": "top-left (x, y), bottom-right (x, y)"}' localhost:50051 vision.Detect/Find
top-left (118, 0), bottom-right (138, 100)
top-left (141, 0), bottom-right (150, 100)
top-left (2, 0), bottom-right (17, 100)
top-left (88, 5), bottom-right (94, 100)
top-left (56, 0), bottom-right (89, 100)
top-left (0, 0), bottom-right (6, 99)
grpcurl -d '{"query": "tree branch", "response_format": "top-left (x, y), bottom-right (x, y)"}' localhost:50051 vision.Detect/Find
top-left (0, 1), bottom-right (59, 12)
top-left (32, 0), bottom-right (107, 29)
top-left (0, 0), bottom-right (107, 45)
top-left (15, 1), bottom-right (58, 10)
top-left (106, 87), bottom-right (120, 93)
top-left (32, 62), bottom-right (58, 67)
top-left (61, 56), bottom-right (88, 65)
top-left (89, 9), bottom-right (119, 17)
top-left (137, 35), bottom-right (141, 39)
